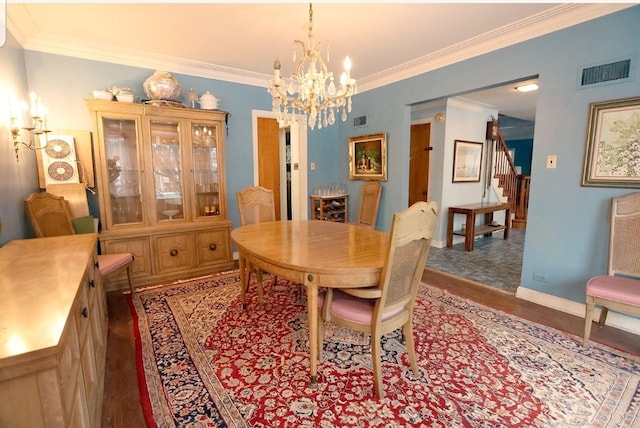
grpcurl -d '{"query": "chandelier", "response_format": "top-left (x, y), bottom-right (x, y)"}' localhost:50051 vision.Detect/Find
top-left (268, 3), bottom-right (357, 130)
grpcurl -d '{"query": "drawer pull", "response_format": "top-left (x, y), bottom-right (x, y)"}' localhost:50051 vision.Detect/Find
top-left (94, 261), bottom-right (99, 269)
top-left (209, 243), bottom-right (217, 251)
top-left (89, 279), bottom-right (96, 288)
top-left (82, 307), bottom-right (89, 318)
top-left (170, 249), bottom-right (179, 257)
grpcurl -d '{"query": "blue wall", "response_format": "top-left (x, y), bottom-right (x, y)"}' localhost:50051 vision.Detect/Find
top-left (2, 6), bottom-right (639, 306)
top-left (506, 139), bottom-right (533, 175)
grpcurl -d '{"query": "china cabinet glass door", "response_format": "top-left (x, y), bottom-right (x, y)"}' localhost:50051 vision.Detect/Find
top-left (191, 122), bottom-right (220, 218)
top-left (102, 118), bottom-right (143, 225)
top-left (150, 120), bottom-right (184, 221)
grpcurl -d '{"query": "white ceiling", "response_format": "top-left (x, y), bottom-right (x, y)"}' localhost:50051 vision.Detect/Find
top-left (6, 3), bottom-right (633, 122)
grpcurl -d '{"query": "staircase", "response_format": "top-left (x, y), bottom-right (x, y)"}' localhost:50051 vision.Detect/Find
top-left (491, 123), bottom-right (530, 229)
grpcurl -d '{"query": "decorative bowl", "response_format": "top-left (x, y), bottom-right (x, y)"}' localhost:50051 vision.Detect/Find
top-left (161, 209), bottom-right (180, 219)
top-left (116, 94), bottom-right (135, 103)
top-left (93, 90), bottom-right (114, 101)
top-left (143, 70), bottom-right (182, 101)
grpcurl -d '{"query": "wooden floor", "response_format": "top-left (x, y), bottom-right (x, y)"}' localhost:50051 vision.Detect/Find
top-left (101, 268), bottom-right (640, 427)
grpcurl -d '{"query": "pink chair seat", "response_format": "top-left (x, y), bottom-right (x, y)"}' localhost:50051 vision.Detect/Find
top-left (587, 275), bottom-right (640, 306)
top-left (98, 253), bottom-right (134, 276)
top-left (318, 290), bottom-right (404, 325)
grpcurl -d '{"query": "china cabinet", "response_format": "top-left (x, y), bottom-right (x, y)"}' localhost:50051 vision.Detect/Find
top-left (310, 194), bottom-right (349, 222)
top-left (86, 100), bottom-right (234, 290)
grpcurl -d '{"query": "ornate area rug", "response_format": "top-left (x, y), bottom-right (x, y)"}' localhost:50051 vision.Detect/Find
top-left (130, 270), bottom-right (640, 427)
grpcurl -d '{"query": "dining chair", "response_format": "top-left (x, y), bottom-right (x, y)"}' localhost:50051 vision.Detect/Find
top-left (318, 200), bottom-right (438, 398)
top-left (582, 191), bottom-right (640, 347)
top-left (351, 181), bottom-right (382, 229)
top-left (25, 192), bottom-right (136, 293)
top-left (236, 186), bottom-right (279, 308)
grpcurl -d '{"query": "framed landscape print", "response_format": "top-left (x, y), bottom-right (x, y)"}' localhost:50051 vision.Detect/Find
top-left (452, 140), bottom-right (483, 183)
top-left (582, 96), bottom-right (640, 188)
top-left (349, 133), bottom-right (387, 181)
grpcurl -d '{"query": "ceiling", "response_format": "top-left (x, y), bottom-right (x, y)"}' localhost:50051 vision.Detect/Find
top-left (6, 3), bottom-right (633, 123)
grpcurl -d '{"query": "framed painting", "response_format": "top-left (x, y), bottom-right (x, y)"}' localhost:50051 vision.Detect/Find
top-left (582, 96), bottom-right (640, 188)
top-left (349, 133), bottom-right (387, 181)
top-left (452, 140), bottom-right (483, 183)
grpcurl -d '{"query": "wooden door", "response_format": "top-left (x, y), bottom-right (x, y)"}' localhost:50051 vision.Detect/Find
top-left (257, 117), bottom-right (281, 220)
top-left (409, 123), bottom-right (431, 205)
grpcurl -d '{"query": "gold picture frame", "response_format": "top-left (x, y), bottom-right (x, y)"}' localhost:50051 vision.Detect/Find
top-left (348, 133), bottom-right (387, 181)
top-left (582, 96), bottom-right (640, 188)
top-left (452, 140), bottom-right (483, 183)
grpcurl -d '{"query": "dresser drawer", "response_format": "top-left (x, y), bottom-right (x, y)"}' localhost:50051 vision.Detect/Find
top-left (196, 229), bottom-right (230, 266)
top-left (154, 233), bottom-right (196, 274)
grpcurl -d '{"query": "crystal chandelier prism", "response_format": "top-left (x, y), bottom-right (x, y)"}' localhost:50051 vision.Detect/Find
top-left (268, 3), bottom-right (357, 130)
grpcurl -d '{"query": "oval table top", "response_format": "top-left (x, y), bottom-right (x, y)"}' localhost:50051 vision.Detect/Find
top-left (231, 220), bottom-right (388, 285)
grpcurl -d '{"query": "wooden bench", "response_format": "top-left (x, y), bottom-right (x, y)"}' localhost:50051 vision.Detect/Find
top-left (446, 202), bottom-right (511, 251)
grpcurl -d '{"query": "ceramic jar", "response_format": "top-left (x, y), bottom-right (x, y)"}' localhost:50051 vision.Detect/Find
top-left (143, 71), bottom-right (182, 101)
top-left (199, 91), bottom-right (219, 110)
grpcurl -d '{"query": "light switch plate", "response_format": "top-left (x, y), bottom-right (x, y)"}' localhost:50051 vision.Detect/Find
top-left (547, 155), bottom-right (557, 169)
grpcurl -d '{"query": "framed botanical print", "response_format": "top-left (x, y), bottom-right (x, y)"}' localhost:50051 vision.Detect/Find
top-left (452, 140), bottom-right (483, 183)
top-left (582, 96), bottom-right (640, 188)
top-left (348, 133), bottom-right (387, 181)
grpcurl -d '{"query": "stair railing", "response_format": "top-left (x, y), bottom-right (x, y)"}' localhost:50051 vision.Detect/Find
top-left (493, 131), bottom-right (518, 210)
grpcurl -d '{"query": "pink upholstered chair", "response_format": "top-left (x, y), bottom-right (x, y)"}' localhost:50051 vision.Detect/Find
top-left (25, 192), bottom-right (135, 293)
top-left (318, 200), bottom-right (438, 398)
top-left (582, 191), bottom-right (640, 347)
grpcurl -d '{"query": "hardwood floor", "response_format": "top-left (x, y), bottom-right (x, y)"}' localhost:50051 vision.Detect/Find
top-left (101, 269), bottom-right (640, 426)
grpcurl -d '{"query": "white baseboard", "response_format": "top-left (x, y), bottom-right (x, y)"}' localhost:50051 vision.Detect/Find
top-left (516, 286), bottom-right (640, 335)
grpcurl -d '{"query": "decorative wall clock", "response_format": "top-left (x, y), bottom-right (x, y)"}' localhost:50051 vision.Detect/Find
top-left (41, 134), bottom-right (80, 186)
top-left (47, 161), bottom-right (76, 182)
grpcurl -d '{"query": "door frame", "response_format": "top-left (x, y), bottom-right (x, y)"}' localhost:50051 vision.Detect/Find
top-left (252, 110), bottom-right (309, 220)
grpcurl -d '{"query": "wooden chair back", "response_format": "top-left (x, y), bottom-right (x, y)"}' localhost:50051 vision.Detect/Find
top-left (25, 192), bottom-right (75, 237)
top-left (236, 186), bottom-right (276, 226)
top-left (608, 191), bottom-right (640, 278)
top-left (357, 181), bottom-right (382, 229)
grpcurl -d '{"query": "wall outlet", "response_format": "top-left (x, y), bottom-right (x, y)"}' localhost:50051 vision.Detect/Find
top-left (533, 272), bottom-right (549, 282)
top-left (546, 155), bottom-right (557, 169)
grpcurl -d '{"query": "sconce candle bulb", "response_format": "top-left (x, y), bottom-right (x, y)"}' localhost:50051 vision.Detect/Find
top-left (9, 92), bottom-right (52, 161)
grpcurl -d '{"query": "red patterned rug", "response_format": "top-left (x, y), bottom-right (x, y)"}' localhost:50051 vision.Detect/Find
top-left (130, 270), bottom-right (640, 427)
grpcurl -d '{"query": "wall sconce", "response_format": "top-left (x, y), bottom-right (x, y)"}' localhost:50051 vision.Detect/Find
top-left (9, 92), bottom-right (51, 161)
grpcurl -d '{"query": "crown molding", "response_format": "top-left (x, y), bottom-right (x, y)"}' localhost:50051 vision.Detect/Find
top-left (357, 3), bottom-right (635, 93)
top-left (7, 3), bottom-right (635, 91)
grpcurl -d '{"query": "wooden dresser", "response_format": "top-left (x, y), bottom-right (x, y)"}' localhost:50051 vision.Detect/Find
top-left (0, 234), bottom-right (107, 427)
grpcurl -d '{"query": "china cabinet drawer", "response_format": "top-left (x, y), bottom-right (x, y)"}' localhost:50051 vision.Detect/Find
top-left (154, 233), bottom-right (196, 274)
top-left (196, 228), bottom-right (231, 266)
top-left (103, 236), bottom-right (152, 278)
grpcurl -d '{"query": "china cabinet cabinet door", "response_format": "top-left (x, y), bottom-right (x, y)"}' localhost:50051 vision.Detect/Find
top-left (148, 119), bottom-right (185, 222)
top-left (100, 117), bottom-right (144, 227)
top-left (191, 121), bottom-right (222, 218)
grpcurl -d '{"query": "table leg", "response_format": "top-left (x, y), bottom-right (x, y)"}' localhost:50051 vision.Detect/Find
top-left (305, 273), bottom-right (319, 388)
top-left (239, 255), bottom-right (247, 309)
top-left (446, 210), bottom-right (455, 248)
top-left (504, 207), bottom-right (511, 240)
top-left (466, 214), bottom-right (476, 251)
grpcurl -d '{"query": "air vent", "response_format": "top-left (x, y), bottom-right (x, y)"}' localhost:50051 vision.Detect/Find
top-left (353, 115), bottom-right (367, 127)
top-left (579, 57), bottom-right (634, 88)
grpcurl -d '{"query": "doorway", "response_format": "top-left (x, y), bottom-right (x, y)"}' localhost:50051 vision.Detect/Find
top-left (252, 110), bottom-right (308, 220)
top-left (409, 122), bottom-right (431, 205)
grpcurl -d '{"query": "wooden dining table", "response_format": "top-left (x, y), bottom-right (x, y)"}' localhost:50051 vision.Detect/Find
top-left (230, 220), bottom-right (388, 386)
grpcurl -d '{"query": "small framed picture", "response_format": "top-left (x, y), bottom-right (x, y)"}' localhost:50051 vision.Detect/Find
top-left (582, 96), bottom-right (640, 188)
top-left (348, 133), bottom-right (387, 181)
top-left (452, 140), bottom-right (483, 183)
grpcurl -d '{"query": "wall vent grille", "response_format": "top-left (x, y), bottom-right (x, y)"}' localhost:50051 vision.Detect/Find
top-left (353, 115), bottom-right (367, 127)
top-left (580, 59), bottom-right (631, 86)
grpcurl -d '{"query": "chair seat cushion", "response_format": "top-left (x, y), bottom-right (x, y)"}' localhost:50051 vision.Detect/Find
top-left (98, 253), bottom-right (134, 276)
top-left (318, 290), bottom-right (403, 325)
top-left (587, 275), bottom-right (640, 306)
